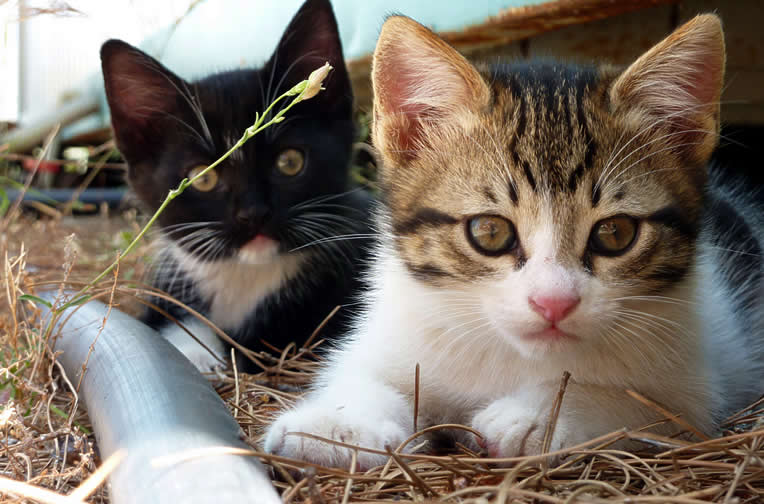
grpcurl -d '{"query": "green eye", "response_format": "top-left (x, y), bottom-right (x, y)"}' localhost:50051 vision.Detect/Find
top-left (276, 148), bottom-right (304, 176)
top-left (467, 215), bottom-right (516, 255)
top-left (589, 215), bottom-right (638, 255)
top-left (188, 165), bottom-right (218, 192)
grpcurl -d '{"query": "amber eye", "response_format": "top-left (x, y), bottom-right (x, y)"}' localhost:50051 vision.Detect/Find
top-left (276, 148), bottom-right (304, 176)
top-left (589, 215), bottom-right (638, 255)
top-left (188, 165), bottom-right (218, 192)
top-left (467, 215), bottom-right (516, 255)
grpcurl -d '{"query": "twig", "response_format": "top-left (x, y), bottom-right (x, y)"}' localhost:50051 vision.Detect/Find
top-left (341, 450), bottom-right (357, 504)
top-left (542, 370), bottom-right (571, 467)
top-left (232, 347), bottom-right (240, 420)
top-left (0, 124), bottom-right (60, 233)
top-left (413, 363), bottom-right (420, 433)
top-left (68, 449), bottom-right (125, 501)
top-left (300, 304), bottom-right (341, 351)
top-left (626, 389), bottom-right (709, 441)
top-left (0, 475), bottom-right (87, 504)
top-left (385, 445), bottom-right (439, 497)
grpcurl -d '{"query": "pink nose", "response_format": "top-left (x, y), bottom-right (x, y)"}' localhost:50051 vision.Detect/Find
top-left (529, 294), bottom-right (580, 323)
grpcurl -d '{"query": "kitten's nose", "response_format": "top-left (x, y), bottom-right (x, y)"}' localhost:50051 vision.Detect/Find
top-left (528, 294), bottom-right (580, 323)
top-left (235, 207), bottom-right (270, 227)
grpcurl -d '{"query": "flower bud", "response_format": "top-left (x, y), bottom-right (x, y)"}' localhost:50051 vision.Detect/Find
top-left (295, 62), bottom-right (332, 102)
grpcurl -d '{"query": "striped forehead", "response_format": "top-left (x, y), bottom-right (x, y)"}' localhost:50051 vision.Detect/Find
top-left (486, 61), bottom-right (604, 206)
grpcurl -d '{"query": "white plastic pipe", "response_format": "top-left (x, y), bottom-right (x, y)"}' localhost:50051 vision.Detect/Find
top-left (43, 296), bottom-right (280, 504)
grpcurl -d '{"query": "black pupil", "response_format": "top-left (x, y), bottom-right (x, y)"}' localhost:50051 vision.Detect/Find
top-left (281, 152), bottom-right (299, 171)
top-left (486, 221), bottom-right (499, 239)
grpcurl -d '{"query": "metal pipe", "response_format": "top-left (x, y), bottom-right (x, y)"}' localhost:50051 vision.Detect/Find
top-left (41, 296), bottom-right (280, 504)
top-left (0, 96), bottom-right (99, 153)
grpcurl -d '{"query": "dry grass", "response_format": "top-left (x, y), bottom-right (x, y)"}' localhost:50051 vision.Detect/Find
top-left (0, 212), bottom-right (761, 503)
top-left (222, 346), bottom-right (764, 504)
top-left (0, 209), bottom-right (151, 502)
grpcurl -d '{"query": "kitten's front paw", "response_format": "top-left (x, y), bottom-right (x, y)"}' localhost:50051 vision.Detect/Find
top-left (471, 397), bottom-right (573, 464)
top-left (264, 404), bottom-right (407, 470)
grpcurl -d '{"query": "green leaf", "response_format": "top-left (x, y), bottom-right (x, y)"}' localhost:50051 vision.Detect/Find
top-left (0, 187), bottom-right (9, 217)
top-left (49, 405), bottom-right (92, 435)
top-left (19, 294), bottom-right (52, 308)
top-left (57, 294), bottom-right (92, 312)
top-left (49, 404), bottom-right (67, 419)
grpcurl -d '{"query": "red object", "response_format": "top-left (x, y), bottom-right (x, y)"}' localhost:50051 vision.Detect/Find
top-left (22, 158), bottom-right (60, 174)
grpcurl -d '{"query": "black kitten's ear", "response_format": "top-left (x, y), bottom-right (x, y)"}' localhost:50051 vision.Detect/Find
top-left (266, 0), bottom-right (351, 113)
top-left (101, 39), bottom-right (187, 163)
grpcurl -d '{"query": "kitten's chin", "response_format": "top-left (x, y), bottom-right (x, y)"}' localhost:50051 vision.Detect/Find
top-left (237, 235), bottom-right (280, 264)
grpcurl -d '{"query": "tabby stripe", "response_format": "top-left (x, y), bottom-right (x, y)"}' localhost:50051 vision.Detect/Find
top-left (522, 161), bottom-right (537, 191)
top-left (567, 164), bottom-right (585, 192)
top-left (394, 208), bottom-right (459, 235)
top-left (591, 181), bottom-right (601, 207)
top-left (647, 206), bottom-right (696, 238)
top-left (645, 264), bottom-right (690, 286)
top-left (483, 186), bottom-right (498, 204)
top-left (406, 262), bottom-right (456, 282)
top-left (507, 96), bottom-right (526, 206)
top-left (508, 180), bottom-right (519, 204)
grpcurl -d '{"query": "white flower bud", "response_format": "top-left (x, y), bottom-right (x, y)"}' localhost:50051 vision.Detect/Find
top-left (295, 62), bottom-right (332, 102)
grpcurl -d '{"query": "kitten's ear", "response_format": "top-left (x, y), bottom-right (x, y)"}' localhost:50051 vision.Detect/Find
top-left (101, 39), bottom-right (186, 163)
top-left (266, 0), bottom-right (351, 113)
top-left (610, 14), bottom-right (725, 164)
top-left (372, 16), bottom-right (490, 164)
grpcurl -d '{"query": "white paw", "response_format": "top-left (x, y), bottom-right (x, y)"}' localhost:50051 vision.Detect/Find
top-left (471, 397), bottom-right (573, 463)
top-left (161, 318), bottom-right (227, 374)
top-left (264, 403), bottom-right (408, 470)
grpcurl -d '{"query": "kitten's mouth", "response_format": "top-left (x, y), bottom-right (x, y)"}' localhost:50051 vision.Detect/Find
top-left (522, 326), bottom-right (577, 343)
top-left (237, 234), bottom-right (279, 264)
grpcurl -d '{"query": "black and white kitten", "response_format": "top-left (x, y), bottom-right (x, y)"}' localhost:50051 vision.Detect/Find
top-left (101, 0), bottom-right (372, 373)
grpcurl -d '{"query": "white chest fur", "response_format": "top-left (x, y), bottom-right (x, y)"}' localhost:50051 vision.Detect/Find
top-left (162, 241), bottom-right (305, 330)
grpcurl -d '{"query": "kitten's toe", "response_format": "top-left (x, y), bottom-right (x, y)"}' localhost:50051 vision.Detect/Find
top-left (472, 398), bottom-right (571, 464)
top-left (264, 405), bottom-right (407, 470)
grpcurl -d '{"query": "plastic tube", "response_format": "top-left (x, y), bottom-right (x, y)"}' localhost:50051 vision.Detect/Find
top-left (42, 296), bottom-right (281, 504)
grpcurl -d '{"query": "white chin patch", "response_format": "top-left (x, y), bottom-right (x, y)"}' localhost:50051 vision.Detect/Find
top-left (237, 239), bottom-right (280, 264)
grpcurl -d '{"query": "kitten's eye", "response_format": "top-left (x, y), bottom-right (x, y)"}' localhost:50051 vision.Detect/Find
top-left (467, 215), bottom-right (516, 255)
top-left (188, 165), bottom-right (218, 192)
top-left (589, 215), bottom-right (638, 255)
top-left (276, 148), bottom-right (304, 176)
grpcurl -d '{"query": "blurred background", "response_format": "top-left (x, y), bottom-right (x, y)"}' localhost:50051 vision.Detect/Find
top-left (0, 0), bottom-right (762, 212)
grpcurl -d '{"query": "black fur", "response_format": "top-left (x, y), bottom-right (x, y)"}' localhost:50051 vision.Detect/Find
top-left (101, 0), bottom-right (373, 372)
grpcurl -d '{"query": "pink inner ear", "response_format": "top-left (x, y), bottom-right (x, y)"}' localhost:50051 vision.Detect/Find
top-left (381, 72), bottom-right (434, 157)
top-left (105, 52), bottom-right (179, 128)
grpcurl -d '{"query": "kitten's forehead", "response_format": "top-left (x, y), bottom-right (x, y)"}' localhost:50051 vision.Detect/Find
top-left (483, 62), bottom-right (609, 201)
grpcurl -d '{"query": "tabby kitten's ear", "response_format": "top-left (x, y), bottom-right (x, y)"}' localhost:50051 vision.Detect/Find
top-left (266, 0), bottom-right (352, 114)
top-left (371, 16), bottom-right (490, 165)
top-left (610, 14), bottom-right (725, 164)
top-left (101, 40), bottom-right (188, 164)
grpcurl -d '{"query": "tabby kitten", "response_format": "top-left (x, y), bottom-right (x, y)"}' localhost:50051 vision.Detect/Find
top-left (264, 14), bottom-right (763, 469)
top-left (101, 0), bottom-right (372, 373)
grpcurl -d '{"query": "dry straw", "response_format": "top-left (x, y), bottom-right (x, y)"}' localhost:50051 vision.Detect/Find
top-left (1, 183), bottom-right (762, 503)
